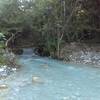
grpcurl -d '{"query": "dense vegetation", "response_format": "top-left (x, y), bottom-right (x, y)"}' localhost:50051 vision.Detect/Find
top-left (0, 0), bottom-right (100, 59)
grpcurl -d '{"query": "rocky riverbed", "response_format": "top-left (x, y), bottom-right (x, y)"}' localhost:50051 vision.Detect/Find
top-left (0, 65), bottom-right (17, 79)
top-left (60, 43), bottom-right (100, 66)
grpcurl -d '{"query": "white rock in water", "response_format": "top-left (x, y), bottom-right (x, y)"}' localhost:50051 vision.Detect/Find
top-left (32, 76), bottom-right (43, 84)
top-left (0, 68), bottom-right (5, 72)
top-left (0, 84), bottom-right (8, 90)
top-left (12, 68), bottom-right (17, 71)
top-left (33, 76), bottom-right (39, 80)
top-left (0, 65), bottom-right (8, 72)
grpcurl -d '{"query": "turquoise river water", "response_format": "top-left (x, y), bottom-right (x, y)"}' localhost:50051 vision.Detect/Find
top-left (0, 49), bottom-right (100, 100)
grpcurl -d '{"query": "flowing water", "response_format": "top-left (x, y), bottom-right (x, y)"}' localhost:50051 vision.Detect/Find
top-left (0, 49), bottom-right (100, 100)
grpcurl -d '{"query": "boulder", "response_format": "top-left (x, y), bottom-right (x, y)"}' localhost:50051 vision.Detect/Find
top-left (0, 84), bottom-right (8, 90)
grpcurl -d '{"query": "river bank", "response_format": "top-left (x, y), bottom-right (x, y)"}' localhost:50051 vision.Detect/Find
top-left (0, 49), bottom-right (20, 79)
top-left (60, 43), bottom-right (100, 66)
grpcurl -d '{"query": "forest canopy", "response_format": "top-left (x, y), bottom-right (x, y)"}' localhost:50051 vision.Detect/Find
top-left (0, 0), bottom-right (100, 58)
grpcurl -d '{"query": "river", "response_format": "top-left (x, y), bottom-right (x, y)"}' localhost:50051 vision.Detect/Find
top-left (0, 48), bottom-right (100, 100)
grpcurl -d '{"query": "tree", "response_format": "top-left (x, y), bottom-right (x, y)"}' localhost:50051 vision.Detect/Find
top-left (0, 0), bottom-right (100, 58)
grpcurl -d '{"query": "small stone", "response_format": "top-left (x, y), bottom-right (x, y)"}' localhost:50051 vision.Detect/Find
top-left (12, 68), bottom-right (17, 71)
top-left (32, 76), bottom-right (44, 84)
top-left (0, 68), bottom-right (5, 72)
top-left (0, 84), bottom-right (8, 90)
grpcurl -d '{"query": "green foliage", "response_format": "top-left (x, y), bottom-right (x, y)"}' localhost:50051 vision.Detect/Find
top-left (0, 55), bottom-right (7, 65)
top-left (0, 48), bottom-right (7, 65)
top-left (0, 32), bottom-right (6, 49)
top-left (0, 0), bottom-right (99, 58)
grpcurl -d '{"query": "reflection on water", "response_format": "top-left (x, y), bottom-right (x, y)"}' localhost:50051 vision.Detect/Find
top-left (0, 49), bottom-right (100, 100)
